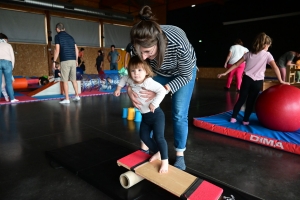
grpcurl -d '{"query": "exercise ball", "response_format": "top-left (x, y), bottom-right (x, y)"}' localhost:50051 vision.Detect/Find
top-left (255, 84), bottom-right (300, 132)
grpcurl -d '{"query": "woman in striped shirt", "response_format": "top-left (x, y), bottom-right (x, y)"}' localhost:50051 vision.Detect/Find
top-left (128, 5), bottom-right (197, 170)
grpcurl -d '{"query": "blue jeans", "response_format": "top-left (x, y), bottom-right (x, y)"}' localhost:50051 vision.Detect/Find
top-left (153, 66), bottom-right (197, 152)
top-left (0, 59), bottom-right (14, 100)
top-left (110, 62), bottom-right (118, 70)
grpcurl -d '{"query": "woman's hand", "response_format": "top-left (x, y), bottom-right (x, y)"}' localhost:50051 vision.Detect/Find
top-left (139, 87), bottom-right (156, 102)
top-left (127, 86), bottom-right (142, 109)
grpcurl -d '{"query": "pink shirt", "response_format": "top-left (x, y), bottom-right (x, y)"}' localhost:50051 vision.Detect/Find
top-left (243, 50), bottom-right (274, 81)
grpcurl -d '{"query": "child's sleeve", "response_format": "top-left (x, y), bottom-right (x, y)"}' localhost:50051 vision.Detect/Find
top-left (118, 75), bottom-right (129, 87)
top-left (144, 78), bottom-right (166, 108)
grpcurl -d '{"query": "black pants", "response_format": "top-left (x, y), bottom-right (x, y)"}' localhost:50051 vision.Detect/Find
top-left (140, 107), bottom-right (168, 160)
top-left (232, 75), bottom-right (263, 122)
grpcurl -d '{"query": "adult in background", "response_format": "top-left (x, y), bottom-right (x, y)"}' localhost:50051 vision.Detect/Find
top-left (124, 42), bottom-right (134, 69)
top-left (95, 50), bottom-right (104, 74)
top-left (0, 33), bottom-right (18, 103)
top-left (223, 39), bottom-right (249, 92)
top-left (53, 22), bottom-right (80, 104)
top-left (107, 45), bottom-right (120, 70)
top-left (78, 47), bottom-right (84, 66)
top-left (128, 5), bottom-right (197, 170)
top-left (276, 50), bottom-right (300, 82)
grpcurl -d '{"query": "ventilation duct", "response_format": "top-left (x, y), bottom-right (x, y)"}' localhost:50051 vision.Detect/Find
top-left (3, 0), bottom-right (134, 22)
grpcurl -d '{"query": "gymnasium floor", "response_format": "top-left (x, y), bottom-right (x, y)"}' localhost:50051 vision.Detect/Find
top-left (0, 78), bottom-right (299, 200)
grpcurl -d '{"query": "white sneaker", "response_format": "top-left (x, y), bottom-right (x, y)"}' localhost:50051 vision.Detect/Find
top-left (4, 96), bottom-right (9, 102)
top-left (59, 99), bottom-right (70, 104)
top-left (73, 96), bottom-right (80, 101)
top-left (10, 99), bottom-right (19, 103)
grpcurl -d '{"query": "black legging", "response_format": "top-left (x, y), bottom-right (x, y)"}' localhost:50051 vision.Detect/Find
top-left (232, 75), bottom-right (263, 122)
top-left (139, 107), bottom-right (168, 160)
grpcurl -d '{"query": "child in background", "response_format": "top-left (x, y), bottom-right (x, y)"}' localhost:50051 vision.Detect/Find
top-left (54, 62), bottom-right (64, 95)
top-left (114, 56), bottom-right (169, 173)
top-left (54, 62), bottom-right (61, 82)
top-left (79, 61), bottom-right (86, 74)
top-left (38, 76), bottom-right (49, 85)
top-left (218, 32), bottom-right (290, 125)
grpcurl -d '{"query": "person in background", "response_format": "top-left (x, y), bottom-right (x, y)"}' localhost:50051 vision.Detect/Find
top-left (79, 61), bottom-right (86, 74)
top-left (223, 39), bottom-right (249, 92)
top-left (276, 50), bottom-right (300, 82)
top-left (107, 45), bottom-right (120, 70)
top-left (124, 42), bottom-right (134, 69)
top-left (53, 22), bottom-right (80, 104)
top-left (295, 58), bottom-right (300, 83)
top-left (54, 62), bottom-right (61, 82)
top-left (0, 33), bottom-right (18, 103)
top-left (54, 62), bottom-right (64, 95)
top-left (218, 32), bottom-right (289, 125)
top-left (95, 50), bottom-right (104, 74)
top-left (38, 76), bottom-right (50, 85)
top-left (78, 47), bottom-right (84, 66)
top-left (128, 5), bottom-right (197, 170)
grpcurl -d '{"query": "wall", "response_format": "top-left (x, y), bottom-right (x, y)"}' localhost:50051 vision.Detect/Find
top-left (167, 0), bottom-right (300, 67)
top-left (0, 3), bottom-right (134, 77)
top-left (0, 2), bottom-right (167, 77)
top-left (12, 44), bottom-right (48, 77)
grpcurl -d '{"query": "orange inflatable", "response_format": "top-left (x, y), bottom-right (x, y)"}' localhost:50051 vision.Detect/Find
top-left (12, 78), bottom-right (28, 89)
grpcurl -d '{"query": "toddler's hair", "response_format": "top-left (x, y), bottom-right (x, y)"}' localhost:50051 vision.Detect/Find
top-left (127, 56), bottom-right (154, 80)
top-left (55, 63), bottom-right (60, 69)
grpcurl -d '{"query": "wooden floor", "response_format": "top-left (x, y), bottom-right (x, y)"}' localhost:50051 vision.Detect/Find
top-left (0, 78), bottom-right (299, 200)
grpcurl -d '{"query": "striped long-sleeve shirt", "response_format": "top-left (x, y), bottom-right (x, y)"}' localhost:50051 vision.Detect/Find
top-left (139, 25), bottom-right (197, 93)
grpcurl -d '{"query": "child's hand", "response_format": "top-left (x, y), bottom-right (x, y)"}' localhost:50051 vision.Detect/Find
top-left (149, 103), bottom-right (156, 113)
top-left (280, 81), bottom-right (290, 85)
top-left (114, 90), bottom-right (120, 96)
top-left (217, 73), bottom-right (226, 78)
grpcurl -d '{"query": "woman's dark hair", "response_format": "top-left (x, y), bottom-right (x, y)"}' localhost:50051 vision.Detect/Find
top-left (0, 33), bottom-right (8, 39)
top-left (98, 50), bottom-right (103, 55)
top-left (130, 5), bottom-right (167, 68)
top-left (80, 48), bottom-right (85, 51)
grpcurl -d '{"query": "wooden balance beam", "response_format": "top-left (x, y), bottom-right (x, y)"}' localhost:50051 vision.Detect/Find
top-left (117, 150), bottom-right (223, 200)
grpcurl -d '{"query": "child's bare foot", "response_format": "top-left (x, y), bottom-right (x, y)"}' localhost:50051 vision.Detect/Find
top-left (149, 152), bottom-right (161, 162)
top-left (159, 159), bottom-right (168, 173)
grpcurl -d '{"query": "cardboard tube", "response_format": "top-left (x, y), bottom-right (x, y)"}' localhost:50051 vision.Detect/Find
top-left (119, 171), bottom-right (144, 189)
